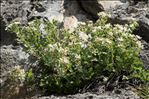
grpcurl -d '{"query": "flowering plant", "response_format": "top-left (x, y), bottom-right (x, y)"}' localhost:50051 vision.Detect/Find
top-left (7, 12), bottom-right (147, 94)
top-left (8, 66), bottom-right (26, 84)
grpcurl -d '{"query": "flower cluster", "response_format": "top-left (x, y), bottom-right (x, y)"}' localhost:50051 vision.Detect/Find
top-left (8, 66), bottom-right (26, 84)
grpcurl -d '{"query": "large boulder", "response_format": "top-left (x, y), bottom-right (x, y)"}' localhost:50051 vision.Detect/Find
top-left (0, 0), bottom-right (31, 24)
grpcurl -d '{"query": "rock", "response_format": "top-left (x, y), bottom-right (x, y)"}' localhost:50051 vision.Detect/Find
top-left (109, 2), bottom-right (149, 42)
top-left (136, 16), bottom-right (149, 42)
top-left (77, 0), bottom-right (127, 18)
top-left (63, 0), bottom-right (88, 31)
top-left (32, 0), bottom-right (64, 22)
top-left (0, 0), bottom-right (31, 24)
top-left (31, 89), bottom-right (140, 99)
top-left (98, 0), bottom-right (126, 10)
top-left (1, 84), bottom-right (28, 99)
top-left (77, 0), bottom-right (104, 18)
top-left (0, 45), bottom-right (31, 85)
top-left (0, 0), bottom-right (65, 24)
top-left (63, 16), bottom-right (78, 32)
top-left (64, 0), bottom-right (81, 16)
top-left (0, 1), bottom-right (36, 96)
top-left (140, 40), bottom-right (149, 69)
top-left (0, 0), bottom-right (88, 31)
top-left (0, 19), bottom-right (17, 46)
top-left (0, 44), bottom-right (37, 98)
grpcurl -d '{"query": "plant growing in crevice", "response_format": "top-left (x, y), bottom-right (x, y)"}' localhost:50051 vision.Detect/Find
top-left (7, 12), bottom-right (148, 94)
top-left (7, 66), bottom-right (26, 85)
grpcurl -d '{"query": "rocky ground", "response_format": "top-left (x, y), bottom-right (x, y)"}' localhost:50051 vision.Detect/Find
top-left (0, 0), bottom-right (149, 99)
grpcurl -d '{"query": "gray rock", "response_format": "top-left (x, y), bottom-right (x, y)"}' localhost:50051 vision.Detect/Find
top-left (140, 40), bottom-right (149, 69)
top-left (0, 45), bottom-right (32, 85)
top-left (77, 0), bottom-right (104, 18)
top-left (109, 2), bottom-right (149, 42)
top-left (0, 1), bottom-right (36, 86)
top-left (98, 0), bottom-right (126, 10)
top-left (34, 89), bottom-right (140, 99)
top-left (0, 0), bottom-right (31, 24)
top-left (77, 0), bottom-right (127, 18)
top-left (32, 0), bottom-right (64, 22)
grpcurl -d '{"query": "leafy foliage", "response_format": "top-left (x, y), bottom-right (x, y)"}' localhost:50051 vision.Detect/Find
top-left (7, 12), bottom-right (148, 94)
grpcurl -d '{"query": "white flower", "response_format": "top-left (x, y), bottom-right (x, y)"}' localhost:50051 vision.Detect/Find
top-left (87, 21), bottom-right (93, 24)
top-left (105, 23), bottom-right (111, 28)
top-left (92, 28), bottom-right (96, 32)
top-left (28, 21), bottom-right (35, 25)
top-left (123, 26), bottom-right (128, 32)
top-left (88, 34), bottom-right (92, 39)
top-left (10, 66), bottom-right (26, 82)
top-left (59, 47), bottom-right (68, 55)
top-left (75, 54), bottom-right (81, 59)
top-left (128, 34), bottom-right (134, 38)
top-left (93, 26), bottom-right (102, 32)
top-left (136, 41), bottom-right (143, 49)
top-left (136, 35), bottom-right (142, 40)
top-left (117, 37), bottom-right (124, 42)
top-left (79, 22), bottom-right (86, 25)
top-left (47, 43), bottom-right (59, 52)
top-left (95, 37), bottom-right (103, 42)
top-left (95, 37), bottom-right (112, 44)
top-left (79, 32), bottom-right (89, 41)
top-left (40, 23), bottom-right (47, 36)
top-left (14, 22), bottom-right (21, 24)
top-left (115, 24), bottom-right (124, 31)
top-left (32, 27), bottom-right (38, 31)
top-left (81, 42), bottom-right (87, 49)
top-left (5, 22), bottom-right (18, 30)
top-left (60, 56), bottom-right (70, 64)
top-left (122, 33), bottom-right (128, 37)
top-left (108, 32), bottom-right (113, 36)
top-left (118, 43), bottom-right (123, 47)
top-left (97, 26), bottom-right (102, 29)
top-left (47, 44), bottom-right (53, 48)
top-left (98, 12), bottom-right (111, 17)
top-left (105, 38), bottom-right (112, 44)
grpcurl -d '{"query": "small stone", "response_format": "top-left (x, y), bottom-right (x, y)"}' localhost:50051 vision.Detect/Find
top-left (115, 89), bottom-right (122, 94)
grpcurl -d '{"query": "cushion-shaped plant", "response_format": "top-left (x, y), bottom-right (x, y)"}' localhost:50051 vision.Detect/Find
top-left (7, 12), bottom-right (147, 94)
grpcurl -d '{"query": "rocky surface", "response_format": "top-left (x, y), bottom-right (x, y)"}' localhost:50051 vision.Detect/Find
top-left (140, 40), bottom-right (149, 69)
top-left (0, 0), bottom-right (149, 99)
top-left (0, 45), bottom-right (29, 85)
top-left (32, 90), bottom-right (140, 99)
top-left (78, 0), bottom-right (126, 18)
top-left (109, 2), bottom-right (149, 42)
top-left (28, 85), bottom-right (140, 99)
